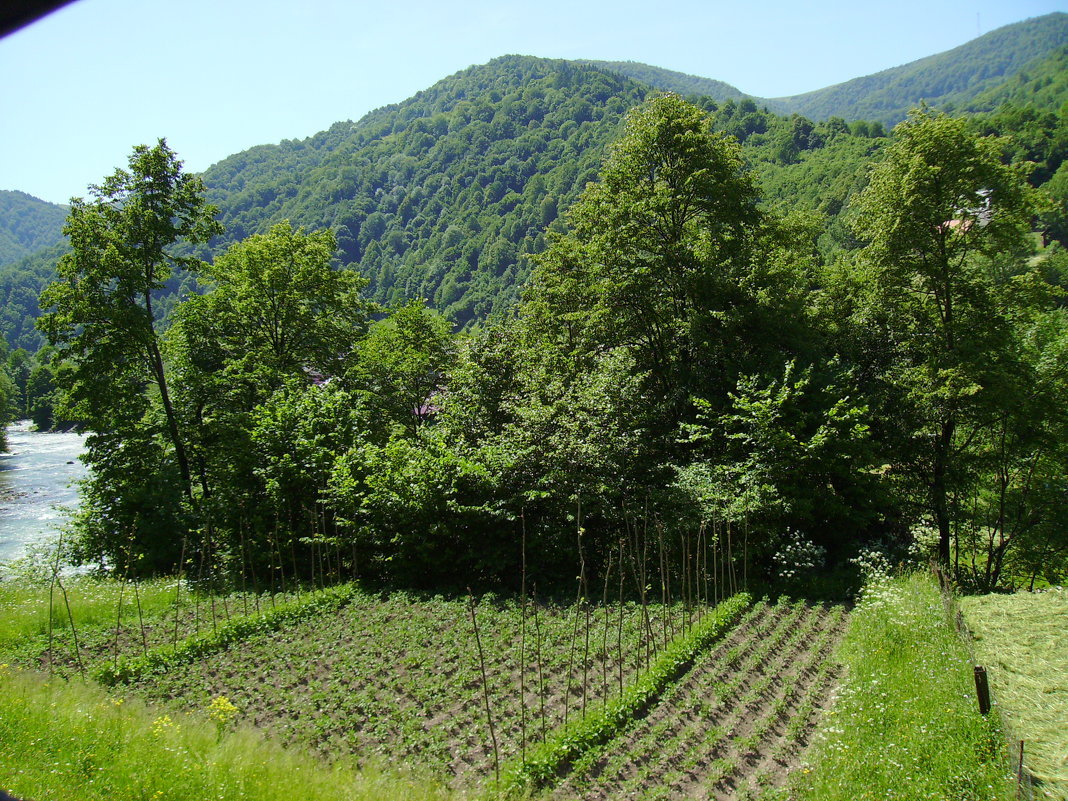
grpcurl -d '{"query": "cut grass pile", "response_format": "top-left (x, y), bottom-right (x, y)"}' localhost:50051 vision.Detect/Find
top-left (961, 586), bottom-right (1068, 798)
top-left (0, 664), bottom-right (459, 801)
top-left (792, 570), bottom-right (1014, 801)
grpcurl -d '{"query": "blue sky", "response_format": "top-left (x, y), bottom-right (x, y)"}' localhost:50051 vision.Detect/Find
top-left (1, 0), bottom-right (1064, 205)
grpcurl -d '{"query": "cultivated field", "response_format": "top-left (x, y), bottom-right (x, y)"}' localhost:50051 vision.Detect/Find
top-left (551, 597), bottom-right (847, 801)
top-left (9, 573), bottom-right (1012, 801)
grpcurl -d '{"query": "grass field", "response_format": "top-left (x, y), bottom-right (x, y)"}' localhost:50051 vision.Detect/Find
top-left (962, 587), bottom-right (1068, 799)
top-left (0, 665), bottom-right (458, 801)
top-left (790, 570), bottom-right (1015, 801)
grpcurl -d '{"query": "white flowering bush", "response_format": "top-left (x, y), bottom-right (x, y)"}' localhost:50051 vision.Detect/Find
top-left (771, 529), bottom-right (825, 583)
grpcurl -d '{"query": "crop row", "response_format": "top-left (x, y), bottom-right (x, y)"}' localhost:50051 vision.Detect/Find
top-left (552, 598), bottom-right (847, 800)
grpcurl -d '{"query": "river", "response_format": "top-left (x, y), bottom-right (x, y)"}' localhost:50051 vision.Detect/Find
top-left (0, 420), bottom-right (86, 565)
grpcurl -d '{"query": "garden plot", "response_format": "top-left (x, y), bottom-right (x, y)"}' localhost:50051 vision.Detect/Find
top-left (550, 597), bottom-right (847, 801)
top-left (122, 590), bottom-right (694, 787)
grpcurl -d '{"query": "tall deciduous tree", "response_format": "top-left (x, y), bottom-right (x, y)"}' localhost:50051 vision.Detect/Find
top-left (524, 93), bottom-right (766, 430)
top-left (38, 140), bottom-right (221, 568)
top-left (851, 109), bottom-right (1038, 565)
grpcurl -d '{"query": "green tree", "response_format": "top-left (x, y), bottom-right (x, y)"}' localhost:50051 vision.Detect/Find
top-left (524, 93), bottom-right (763, 430)
top-left (851, 109), bottom-right (1038, 565)
top-left (163, 223), bottom-right (372, 576)
top-left (37, 140), bottom-right (221, 569)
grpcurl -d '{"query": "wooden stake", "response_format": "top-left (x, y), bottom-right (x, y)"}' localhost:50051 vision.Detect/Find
top-left (468, 590), bottom-right (499, 788)
top-left (974, 665), bottom-right (991, 715)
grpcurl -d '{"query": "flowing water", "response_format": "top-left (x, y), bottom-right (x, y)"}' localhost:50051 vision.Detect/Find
top-left (0, 420), bottom-right (86, 565)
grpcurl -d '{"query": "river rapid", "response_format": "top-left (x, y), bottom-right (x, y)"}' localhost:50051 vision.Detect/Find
top-left (0, 420), bottom-right (86, 565)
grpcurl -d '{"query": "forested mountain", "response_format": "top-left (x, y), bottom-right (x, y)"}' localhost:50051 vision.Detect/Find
top-left (771, 13), bottom-right (1068, 124)
top-left (593, 13), bottom-right (1068, 126)
top-left (581, 60), bottom-right (749, 102)
top-left (0, 190), bottom-right (67, 267)
top-left (195, 56), bottom-right (903, 327)
top-left (4, 14), bottom-right (1068, 339)
top-left (198, 56), bottom-right (647, 325)
top-left (0, 244), bottom-right (63, 350)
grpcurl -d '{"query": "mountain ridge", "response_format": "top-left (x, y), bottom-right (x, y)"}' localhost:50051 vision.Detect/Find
top-left (587, 12), bottom-right (1068, 124)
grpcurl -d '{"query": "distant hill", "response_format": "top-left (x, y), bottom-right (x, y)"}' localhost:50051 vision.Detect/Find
top-left (964, 43), bottom-right (1068, 113)
top-left (768, 13), bottom-right (1068, 124)
top-left (580, 61), bottom-right (748, 102)
top-left (0, 190), bottom-right (67, 267)
top-left (589, 13), bottom-right (1068, 127)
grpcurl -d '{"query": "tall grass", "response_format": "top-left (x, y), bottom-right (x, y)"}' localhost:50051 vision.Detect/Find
top-left (793, 570), bottom-right (1014, 800)
top-left (0, 576), bottom-right (180, 650)
top-left (0, 666), bottom-right (459, 801)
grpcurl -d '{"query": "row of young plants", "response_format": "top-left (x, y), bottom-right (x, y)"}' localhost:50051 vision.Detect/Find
top-left (552, 597), bottom-right (846, 800)
top-left (0, 571), bottom-right (322, 679)
top-left (93, 582), bottom-right (362, 685)
top-left (501, 592), bottom-right (752, 793)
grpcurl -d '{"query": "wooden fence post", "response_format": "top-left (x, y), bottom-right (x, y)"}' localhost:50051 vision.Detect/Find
top-left (974, 665), bottom-right (991, 715)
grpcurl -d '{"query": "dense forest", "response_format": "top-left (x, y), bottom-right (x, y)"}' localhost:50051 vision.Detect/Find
top-left (3, 14), bottom-right (1068, 596)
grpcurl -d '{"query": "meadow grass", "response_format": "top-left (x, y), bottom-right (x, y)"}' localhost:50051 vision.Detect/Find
top-left (961, 587), bottom-right (1068, 798)
top-left (0, 575), bottom-right (181, 650)
top-left (0, 665), bottom-right (461, 801)
top-left (792, 570), bottom-right (1014, 800)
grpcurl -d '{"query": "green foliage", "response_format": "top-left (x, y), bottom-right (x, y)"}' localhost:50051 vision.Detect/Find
top-left (0, 190), bottom-right (67, 267)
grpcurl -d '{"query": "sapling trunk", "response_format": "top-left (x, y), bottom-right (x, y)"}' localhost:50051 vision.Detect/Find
top-left (133, 575), bottom-right (147, 656)
top-left (173, 536), bottom-right (186, 650)
top-left (533, 584), bottom-right (546, 742)
top-left (601, 548), bottom-right (613, 708)
top-left (582, 594), bottom-right (591, 719)
top-left (578, 510), bottom-right (590, 720)
top-left (617, 538), bottom-right (625, 696)
top-left (113, 536), bottom-right (132, 672)
top-left (520, 512), bottom-right (527, 763)
top-left (658, 523), bottom-right (668, 648)
top-left (238, 517), bottom-right (250, 616)
top-left (194, 542), bottom-right (205, 636)
top-left (728, 521), bottom-right (737, 596)
top-left (56, 570), bottom-right (84, 677)
top-left (568, 510), bottom-right (585, 730)
top-left (467, 590), bottom-right (499, 788)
